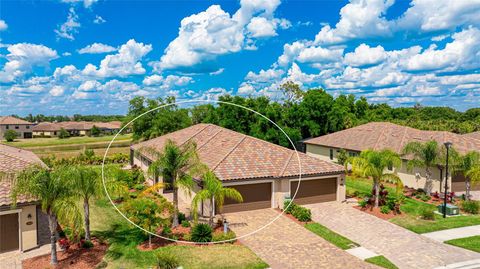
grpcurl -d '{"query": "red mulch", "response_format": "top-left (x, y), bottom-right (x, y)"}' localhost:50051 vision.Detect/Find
top-left (22, 240), bottom-right (107, 269)
top-left (353, 205), bottom-right (400, 220)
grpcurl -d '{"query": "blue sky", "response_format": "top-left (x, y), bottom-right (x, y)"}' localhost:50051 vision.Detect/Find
top-left (0, 0), bottom-right (479, 116)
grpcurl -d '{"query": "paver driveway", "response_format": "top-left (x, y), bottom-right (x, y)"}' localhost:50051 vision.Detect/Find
top-left (306, 202), bottom-right (480, 269)
top-left (224, 208), bottom-right (377, 269)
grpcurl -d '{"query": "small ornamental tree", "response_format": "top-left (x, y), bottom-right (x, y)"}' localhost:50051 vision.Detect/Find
top-left (58, 128), bottom-right (70, 139)
top-left (4, 130), bottom-right (17, 142)
top-left (90, 125), bottom-right (101, 137)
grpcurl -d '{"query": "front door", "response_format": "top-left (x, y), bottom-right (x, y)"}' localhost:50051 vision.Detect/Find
top-left (0, 213), bottom-right (20, 253)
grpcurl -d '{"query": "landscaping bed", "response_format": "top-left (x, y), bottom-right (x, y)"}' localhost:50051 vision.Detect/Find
top-left (22, 239), bottom-right (107, 269)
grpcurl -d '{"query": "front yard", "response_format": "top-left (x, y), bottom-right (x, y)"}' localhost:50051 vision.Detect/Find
top-left (346, 176), bottom-right (480, 233)
top-left (90, 198), bottom-right (268, 269)
top-left (445, 235), bottom-right (480, 253)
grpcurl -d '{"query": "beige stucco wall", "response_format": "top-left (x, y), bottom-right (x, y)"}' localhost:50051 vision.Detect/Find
top-left (0, 124), bottom-right (34, 139)
top-left (20, 205), bottom-right (38, 251)
top-left (33, 131), bottom-right (58, 137)
top-left (306, 144), bottom-right (451, 193)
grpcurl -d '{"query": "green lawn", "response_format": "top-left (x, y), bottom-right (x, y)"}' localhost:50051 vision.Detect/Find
top-left (347, 176), bottom-right (480, 233)
top-left (90, 198), bottom-right (268, 269)
top-left (3, 133), bottom-right (132, 147)
top-left (304, 223), bottom-right (358, 250)
top-left (365, 256), bottom-right (399, 269)
top-left (445, 235), bottom-right (480, 253)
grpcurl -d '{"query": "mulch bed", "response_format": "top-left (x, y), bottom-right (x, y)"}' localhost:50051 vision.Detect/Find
top-left (353, 205), bottom-right (399, 220)
top-left (22, 239), bottom-right (107, 269)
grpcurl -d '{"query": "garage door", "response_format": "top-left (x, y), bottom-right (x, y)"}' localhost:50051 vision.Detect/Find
top-left (222, 182), bottom-right (272, 213)
top-left (452, 173), bottom-right (480, 192)
top-left (290, 178), bottom-right (337, 205)
top-left (0, 213), bottom-right (19, 253)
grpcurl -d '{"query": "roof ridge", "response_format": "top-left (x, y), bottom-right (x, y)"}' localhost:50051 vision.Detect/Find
top-left (211, 134), bottom-right (248, 171)
top-left (373, 124), bottom-right (387, 150)
top-left (196, 128), bottom-right (223, 151)
top-left (397, 125), bottom-right (408, 153)
top-left (179, 124), bottom-right (210, 148)
top-left (279, 151), bottom-right (295, 177)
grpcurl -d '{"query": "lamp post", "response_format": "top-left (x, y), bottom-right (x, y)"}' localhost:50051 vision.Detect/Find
top-left (443, 141), bottom-right (452, 218)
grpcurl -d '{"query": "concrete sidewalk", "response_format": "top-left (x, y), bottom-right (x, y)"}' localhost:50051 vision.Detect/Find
top-left (422, 225), bottom-right (480, 242)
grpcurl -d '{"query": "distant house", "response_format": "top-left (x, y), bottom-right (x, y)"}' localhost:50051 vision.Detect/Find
top-left (32, 121), bottom-right (122, 137)
top-left (0, 116), bottom-right (34, 139)
top-left (131, 124), bottom-right (345, 214)
top-left (0, 144), bottom-right (49, 253)
top-left (303, 122), bottom-right (480, 193)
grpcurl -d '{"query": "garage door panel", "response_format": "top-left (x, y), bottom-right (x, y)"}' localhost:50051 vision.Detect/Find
top-left (291, 178), bottom-right (337, 205)
top-left (452, 173), bottom-right (480, 192)
top-left (0, 213), bottom-right (19, 253)
top-left (222, 182), bottom-right (271, 213)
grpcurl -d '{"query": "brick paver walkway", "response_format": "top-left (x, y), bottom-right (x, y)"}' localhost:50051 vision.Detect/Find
top-left (224, 209), bottom-right (377, 269)
top-left (306, 202), bottom-right (480, 269)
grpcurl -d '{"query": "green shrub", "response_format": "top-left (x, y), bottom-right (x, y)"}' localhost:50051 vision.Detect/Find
top-left (58, 128), bottom-right (70, 139)
top-left (133, 184), bottom-right (145, 191)
top-left (156, 251), bottom-right (180, 269)
top-left (181, 220), bottom-right (190, 227)
top-left (82, 240), bottom-right (94, 249)
top-left (3, 130), bottom-right (17, 142)
top-left (95, 260), bottom-right (108, 269)
top-left (178, 212), bottom-right (186, 223)
top-left (420, 194), bottom-right (431, 202)
top-left (191, 223), bottom-right (212, 243)
top-left (162, 225), bottom-right (172, 236)
top-left (358, 200), bottom-right (368, 208)
top-left (462, 201), bottom-right (480, 214)
top-left (212, 231), bottom-right (236, 243)
top-left (380, 205), bottom-right (391, 214)
top-left (419, 208), bottom-right (435, 220)
top-left (292, 206), bottom-right (312, 222)
top-left (283, 200), bottom-right (297, 214)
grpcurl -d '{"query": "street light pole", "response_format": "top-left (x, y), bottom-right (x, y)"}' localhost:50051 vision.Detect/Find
top-left (443, 142), bottom-right (452, 218)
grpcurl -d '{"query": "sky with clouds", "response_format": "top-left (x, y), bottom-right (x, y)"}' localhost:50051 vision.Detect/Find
top-left (1, 0), bottom-right (479, 116)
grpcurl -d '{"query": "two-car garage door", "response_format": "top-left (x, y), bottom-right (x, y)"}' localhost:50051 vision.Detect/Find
top-left (290, 178), bottom-right (337, 205)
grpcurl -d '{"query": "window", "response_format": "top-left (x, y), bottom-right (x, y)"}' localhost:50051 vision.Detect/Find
top-left (329, 149), bottom-right (334, 160)
top-left (5, 125), bottom-right (9, 129)
top-left (26, 126), bottom-right (30, 129)
top-left (15, 126), bottom-right (19, 129)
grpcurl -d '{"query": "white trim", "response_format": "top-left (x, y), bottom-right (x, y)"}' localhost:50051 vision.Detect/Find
top-left (0, 208), bottom-right (22, 215)
top-left (222, 180), bottom-right (275, 208)
top-left (288, 175), bottom-right (340, 198)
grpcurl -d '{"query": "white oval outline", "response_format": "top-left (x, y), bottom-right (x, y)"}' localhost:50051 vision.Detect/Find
top-left (101, 99), bottom-right (303, 244)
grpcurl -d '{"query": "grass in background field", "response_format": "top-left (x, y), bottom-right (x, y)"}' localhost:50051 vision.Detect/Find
top-left (3, 134), bottom-right (132, 147)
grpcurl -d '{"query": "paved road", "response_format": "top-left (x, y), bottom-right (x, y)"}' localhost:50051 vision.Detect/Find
top-left (306, 202), bottom-right (480, 269)
top-left (224, 208), bottom-right (377, 269)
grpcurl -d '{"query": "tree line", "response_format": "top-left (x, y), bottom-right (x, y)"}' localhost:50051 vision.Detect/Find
top-left (124, 83), bottom-right (480, 149)
top-left (11, 114), bottom-right (126, 123)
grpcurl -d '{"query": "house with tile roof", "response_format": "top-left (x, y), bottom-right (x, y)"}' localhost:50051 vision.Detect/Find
top-left (0, 116), bottom-right (35, 140)
top-left (303, 122), bottom-right (480, 193)
top-left (131, 123), bottom-right (345, 214)
top-left (32, 121), bottom-right (122, 137)
top-left (0, 144), bottom-right (49, 254)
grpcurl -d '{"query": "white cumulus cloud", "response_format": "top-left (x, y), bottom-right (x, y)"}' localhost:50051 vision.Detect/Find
top-left (78, 43), bottom-right (117, 54)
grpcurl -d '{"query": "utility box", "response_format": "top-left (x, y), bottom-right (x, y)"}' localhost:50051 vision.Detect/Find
top-left (437, 204), bottom-right (459, 216)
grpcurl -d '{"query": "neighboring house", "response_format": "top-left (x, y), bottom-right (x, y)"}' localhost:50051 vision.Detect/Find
top-left (32, 121), bottom-right (122, 137)
top-left (0, 116), bottom-right (34, 139)
top-left (303, 122), bottom-right (480, 193)
top-left (131, 123), bottom-right (345, 214)
top-left (0, 144), bottom-right (49, 254)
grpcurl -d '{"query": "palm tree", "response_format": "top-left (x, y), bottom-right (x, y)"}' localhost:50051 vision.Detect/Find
top-left (191, 171), bottom-right (243, 226)
top-left (402, 140), bottom-right (442, 194)
top-left (455, 151), bottom-right (480, 200)
top-left (347, 149), bottom-right (402, 207)
top-left (141, 139), bottom-right (206, 227)
top-left (9, 165), bottom-right (81, 265)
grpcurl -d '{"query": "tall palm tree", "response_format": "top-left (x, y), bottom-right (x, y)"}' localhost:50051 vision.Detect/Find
top-left (191, 171), bottom-right (243, 226)
top-left (402, 140), bottom-right (442, 194)
top-left (455, 151), bottom-right (480, 200)
top-left (347, 149), bottom-right (402, 207)
top-left (10, 165), bottom-right (81, 265)
top-left (141, 139), bottom-right (206, 227)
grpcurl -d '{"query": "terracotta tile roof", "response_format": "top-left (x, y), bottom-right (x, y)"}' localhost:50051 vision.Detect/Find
top-left (32, 122), bottom-right (62, 132)
top-left (0, 144), bottom-right (45, 206)
top-left (464, 131), bottom-right (480, 141)
top-left (0, 116), bottom-right (32, 125)
top-left (132, 124), bottom-right (344, 181)
top-left (304, 122), bottom-right (480, 155)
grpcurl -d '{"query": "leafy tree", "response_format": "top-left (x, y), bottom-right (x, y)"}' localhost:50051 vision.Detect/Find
top-left (3, 130), bottom-right (17, 142)
top-left (402, 140), bottom-right (443, 194)
top-left (141, 139), bottom-right (206, 227)
top-left (337, 149), bottom-right (348, 165)
top-left (10, 165), bottom-right (81, 265)
top-left (121, 197), bottom-right (166, 247)
top-left (90, 125), bottom-right (101, 137)
top-left (279, 81), bottom-right (304, 104)
top-left (58, 128), bottom-right (70, 139)
top-left (191, 171), bottom-right (243, 226)
top-left (455, 152), bottom-right (480, 200)
top-left (347, 150), bottom-right (402, 207)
